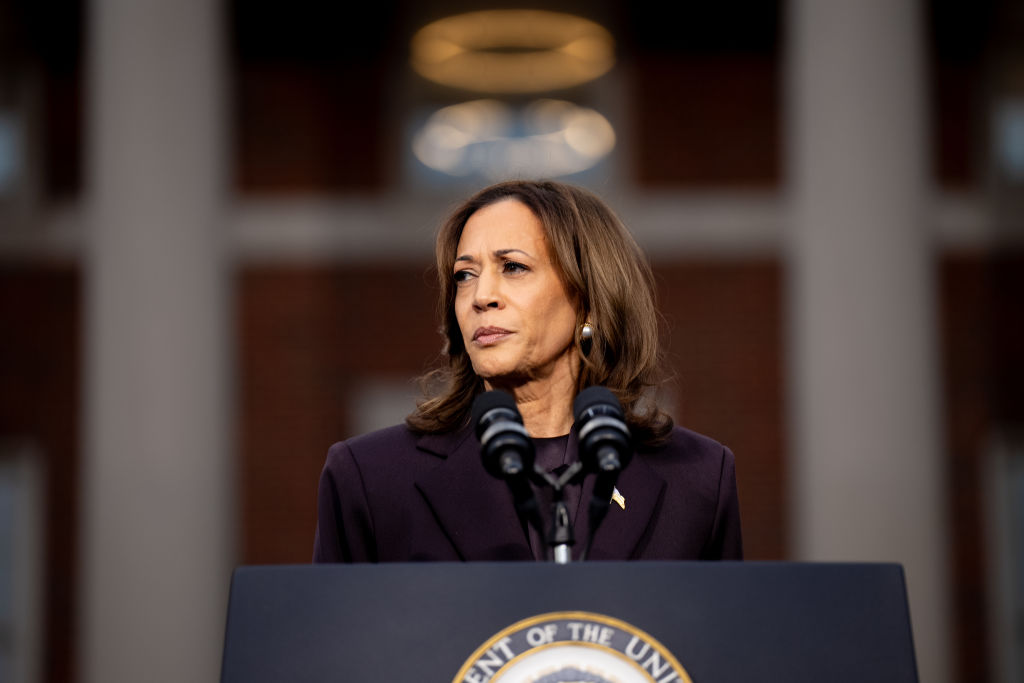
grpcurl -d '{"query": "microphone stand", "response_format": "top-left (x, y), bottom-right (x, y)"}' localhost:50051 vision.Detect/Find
top-left (533, 461), bottom-right (583, 564)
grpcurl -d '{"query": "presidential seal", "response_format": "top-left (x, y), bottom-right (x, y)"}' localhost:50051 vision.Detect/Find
top-left (453, 611), bottom-right (693, 683)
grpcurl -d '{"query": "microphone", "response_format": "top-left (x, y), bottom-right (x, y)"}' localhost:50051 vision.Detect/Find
top-left (472, 390), bottom-right (535, 480)
top-left (574, 386), bottom-right (632, 478)
top-left (573, 386), bottom-right (632, 559)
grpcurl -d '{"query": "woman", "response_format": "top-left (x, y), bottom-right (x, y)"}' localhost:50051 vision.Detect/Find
top-left (313, 180), bottom-right (742, 562)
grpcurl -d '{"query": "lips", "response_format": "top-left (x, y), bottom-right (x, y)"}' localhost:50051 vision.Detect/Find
top-left (472, 326), bottom-right (512, 345)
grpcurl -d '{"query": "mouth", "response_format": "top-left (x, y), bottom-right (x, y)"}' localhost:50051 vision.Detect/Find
top-left (472, 326), bottom-right (512, 345)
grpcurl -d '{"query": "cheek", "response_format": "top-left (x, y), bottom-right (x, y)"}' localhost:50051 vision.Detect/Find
top-left (452, 295), bottom-right (470, 337)
top-left (541, 299), bottom-right (577, 349)
top-left (454, 292), bottom-right (468, 321)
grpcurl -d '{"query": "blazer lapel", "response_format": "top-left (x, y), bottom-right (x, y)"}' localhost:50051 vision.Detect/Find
top-left (582, 446), bottom-right (666, 560)
top-left (414, 428), bottom-right (533, 561)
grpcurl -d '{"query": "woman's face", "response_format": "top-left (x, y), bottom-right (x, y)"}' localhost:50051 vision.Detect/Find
top-left (453, 199), bottom-right (578, 388)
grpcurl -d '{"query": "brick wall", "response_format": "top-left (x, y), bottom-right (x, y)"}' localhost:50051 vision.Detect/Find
top-left (0, 265), bottom-right (80, 683)
top-left (940, 251), bottom-right (1024, 682)
top-left (655, 260), bottom-right (785, 560)
top-left (237, 264), bottom-right (440, 563)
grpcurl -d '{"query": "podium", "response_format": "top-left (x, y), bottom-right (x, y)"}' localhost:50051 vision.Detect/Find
top-left (220, 562), bottom-right (918, 682)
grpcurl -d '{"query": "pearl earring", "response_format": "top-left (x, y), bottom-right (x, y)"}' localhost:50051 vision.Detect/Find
top-left (581, 321), bottom-right (594, 341)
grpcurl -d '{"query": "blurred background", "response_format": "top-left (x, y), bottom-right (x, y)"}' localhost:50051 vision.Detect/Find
top-left (0, 0), bottom-right (1022, 681)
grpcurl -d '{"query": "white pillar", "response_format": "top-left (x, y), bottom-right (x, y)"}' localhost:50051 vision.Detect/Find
top-left (81, 1), bottom-right (234, 682)
top-left (786, 3), bottom-right (950, 682)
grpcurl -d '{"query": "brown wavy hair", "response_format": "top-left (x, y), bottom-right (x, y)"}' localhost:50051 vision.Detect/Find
top-left (405, 180), bottom-right (673, 445)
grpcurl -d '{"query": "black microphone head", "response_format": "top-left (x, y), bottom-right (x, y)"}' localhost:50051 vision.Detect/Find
top-left (472, 390), bottom-right (534, 479)
top-left (573, 386), bottom-right (623, 423)
top-left (574, 385), bottom-right (632, 475)
top-left (472, 390), bottom-right (521, 440)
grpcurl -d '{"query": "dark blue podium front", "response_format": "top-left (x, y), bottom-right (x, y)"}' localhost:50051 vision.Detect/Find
top-left (220, 561), bottom-right (918, 683)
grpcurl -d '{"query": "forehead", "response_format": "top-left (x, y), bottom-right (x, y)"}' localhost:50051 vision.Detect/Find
top-left (457, 199), bottom-right (548, 252)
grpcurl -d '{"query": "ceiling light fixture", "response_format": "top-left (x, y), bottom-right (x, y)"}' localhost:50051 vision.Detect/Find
top-left (410, 10), bottom-right (615, 94)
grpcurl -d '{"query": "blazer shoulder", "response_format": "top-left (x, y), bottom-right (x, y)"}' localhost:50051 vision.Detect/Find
top-left (325, 423), bottom-right (467, 473)
top-left (323, 424), bottom-right (418, 471)
top-left (643, 425), bottom-right (730, 461)
top-left (340, 423), bottom-right (420, 454)
top-left (638, 425), bottom-right (736, 493)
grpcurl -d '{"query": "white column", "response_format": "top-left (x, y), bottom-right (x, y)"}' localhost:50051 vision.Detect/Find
top-left (81, 1), bottom-right (234, 682)
top-left (786, 3), bottom-right (950, 682)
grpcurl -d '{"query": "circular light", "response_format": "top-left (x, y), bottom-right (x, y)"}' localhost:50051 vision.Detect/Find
top-left (412, 99), bottom-right (615, 178)
top-left (411, 10), bottom-right (615, 94)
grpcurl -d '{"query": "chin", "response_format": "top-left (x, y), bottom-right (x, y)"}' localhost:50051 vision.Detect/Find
top-left (470, 362), bottom-right (522, 386)
top-left (469, 353), bottom-right (514, 377)
top-left (472, 367), bottom-right (514, 384)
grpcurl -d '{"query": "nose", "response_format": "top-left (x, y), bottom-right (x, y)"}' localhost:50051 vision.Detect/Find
top-left (472, 269), bottom-right (503, 311)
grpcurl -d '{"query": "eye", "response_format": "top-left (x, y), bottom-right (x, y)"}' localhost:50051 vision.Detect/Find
top-left (453, 269), bottom-right (475, 284)
top-left (502, 260), bottom-right (528, 274)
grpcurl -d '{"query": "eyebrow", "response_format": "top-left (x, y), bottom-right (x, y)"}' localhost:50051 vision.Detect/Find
top-left (454, 248), bottom-right (534, 264)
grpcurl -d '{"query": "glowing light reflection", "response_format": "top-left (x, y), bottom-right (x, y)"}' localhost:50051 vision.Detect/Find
top-left (413, 99), bottom-right (615, 179)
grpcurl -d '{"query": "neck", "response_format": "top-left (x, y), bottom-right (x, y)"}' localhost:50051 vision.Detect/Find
top-left (515, 389), bottom-right (574, 437)
top-left (485, 363), bottom-right (576, 438)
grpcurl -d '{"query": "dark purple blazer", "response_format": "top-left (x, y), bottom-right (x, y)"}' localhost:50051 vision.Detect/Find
top-left (313, 423), bottom-right (742, 562)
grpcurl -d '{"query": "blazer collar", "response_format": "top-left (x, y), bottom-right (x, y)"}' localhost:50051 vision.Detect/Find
top-left (413, 426), bottom-right (665, 561)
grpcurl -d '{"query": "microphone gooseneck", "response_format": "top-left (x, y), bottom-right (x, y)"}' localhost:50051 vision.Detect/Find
top-left (573, 386), bottom-right (632, 560)
top-left (472, 390), bottom-right (544, 553)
